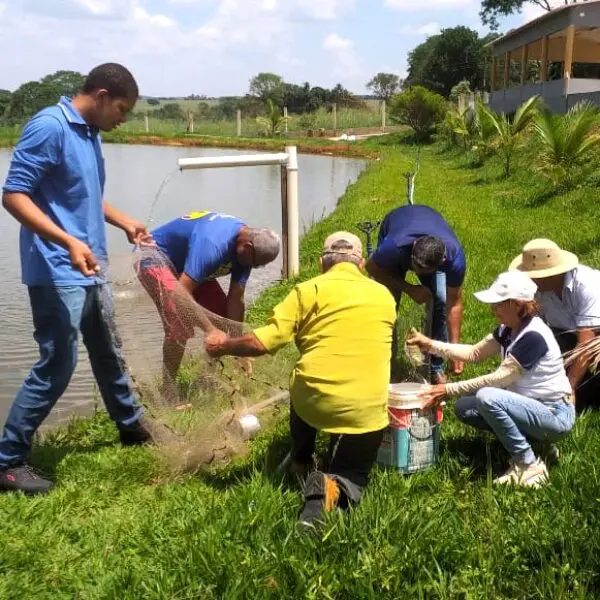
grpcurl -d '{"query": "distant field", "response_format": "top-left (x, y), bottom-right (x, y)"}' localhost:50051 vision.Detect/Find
top-left (136, 98), bottom-right (220, 112)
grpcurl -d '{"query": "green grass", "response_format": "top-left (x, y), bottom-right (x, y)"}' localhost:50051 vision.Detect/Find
top-left (3, 135), bottom-right (600, 598)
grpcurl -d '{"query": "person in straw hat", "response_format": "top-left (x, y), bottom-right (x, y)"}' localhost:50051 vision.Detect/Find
top-left (510, 239), bottom-right (600, 412)
top-left (408, 271), bottom-right (575, 488)
top-left (205, 232), bottom-right (396, 528)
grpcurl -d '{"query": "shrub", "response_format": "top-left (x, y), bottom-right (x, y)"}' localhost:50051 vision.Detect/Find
top-left (388, 86), bottom-right (447, 142)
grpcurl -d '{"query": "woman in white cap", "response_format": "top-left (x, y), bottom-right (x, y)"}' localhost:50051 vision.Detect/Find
top-left (510, 238), bottom-right (600, 412)
top-left (408, 271), bottom-right (575, 487)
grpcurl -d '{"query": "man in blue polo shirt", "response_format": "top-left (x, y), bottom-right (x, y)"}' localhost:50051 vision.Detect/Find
top-left (139, 210), bottom-right (280, 386)
top-left (365, 205), bottom-right (466, 383)
top-left (0, 63), bottom-right (152, 495)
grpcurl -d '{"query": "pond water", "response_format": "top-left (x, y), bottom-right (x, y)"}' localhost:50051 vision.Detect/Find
top-left (0, 144), bottom-right (366, 424)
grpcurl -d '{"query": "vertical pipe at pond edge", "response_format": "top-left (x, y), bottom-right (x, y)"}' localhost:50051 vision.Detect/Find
top-left (285, 146), bottom-right (299, 277)
top-left (280, 164), bottom-right (289, 279)
top-left (237, 109), bottom-right (242, 137)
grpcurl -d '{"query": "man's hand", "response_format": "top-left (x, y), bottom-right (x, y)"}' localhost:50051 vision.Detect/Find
top-left (123, 219), bottom-right (153, 245)
top-left (449, 359), bottom-right (464, 375)
top-left (419, 383), bottom-right (447, 409)
top-left (67, 238), bottom-right (100, 276)
top-left (406, 284), bottom-right (432, 305)
top-left (204, 328), bottom-right (229, 357)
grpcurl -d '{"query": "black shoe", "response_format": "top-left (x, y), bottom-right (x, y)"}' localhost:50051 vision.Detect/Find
top-left (119, 416), bottom-right (174, 446)
top-left (119, 417), bottom-right (154, 446)
top-left (298, 471), bottom-right (340, 528)
top-left (0, 464), bottom-right (54, 495)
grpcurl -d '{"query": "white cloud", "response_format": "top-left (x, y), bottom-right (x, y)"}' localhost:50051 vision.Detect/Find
top-left (384, 0), bottom-right (474, 9)
top-left (399, 21), bottom-right (440, 35)
top-left (322, 32), bottom-right (364, 86)
top-left (323, 32), bottom-right (352, 50)
top-left (297, 0), bottom-right (355, 21)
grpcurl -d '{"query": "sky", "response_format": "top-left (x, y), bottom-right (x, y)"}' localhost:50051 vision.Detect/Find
top-left (0, 0), bottom-right (555, 97)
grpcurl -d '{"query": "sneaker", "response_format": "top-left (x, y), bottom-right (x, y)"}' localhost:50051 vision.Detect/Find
top-left (298, 471), bottom-right (340, 527)
top-left (0, 464), bottom-right (54, 495)
top-left (494, 459), bottom-right (548, 488)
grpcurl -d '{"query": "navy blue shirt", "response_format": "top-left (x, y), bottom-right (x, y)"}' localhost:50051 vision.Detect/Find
top-left (152, 211), bottom-right (251, 285)
top-left (3, 97), bottom-right (106, 286)
top-left (371, 205), bottom-right (466, 287)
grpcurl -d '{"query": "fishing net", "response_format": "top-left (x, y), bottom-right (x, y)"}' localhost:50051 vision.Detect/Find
top-left (98, 240), bottom-right (432, 475)
top-left (98, 246), bottom-right (292, 474)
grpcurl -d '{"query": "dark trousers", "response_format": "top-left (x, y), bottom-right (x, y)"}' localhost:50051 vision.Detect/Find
top-left (290, 405), bottom-right (384, 504)
top-left (553, 328), bottom-right (600, 412)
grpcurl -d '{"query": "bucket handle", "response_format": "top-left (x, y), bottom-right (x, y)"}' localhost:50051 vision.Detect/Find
top-left (408, 422), bottom-right (439, 441)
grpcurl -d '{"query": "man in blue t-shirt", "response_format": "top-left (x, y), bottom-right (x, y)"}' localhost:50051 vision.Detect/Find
top-left (0, 64), bottom-right (153, 495)
top-left (139, 211), bottom-right (280, 386)
top-left (365, 205), bottom-right (466, 383)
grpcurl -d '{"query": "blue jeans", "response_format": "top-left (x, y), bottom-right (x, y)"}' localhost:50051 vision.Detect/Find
top-left (393, 271), bottom-right (448, 375)
top-left (455, 387), bottom-right (575, 465)
top-left (418, 271), bottom-right (448, 375)
top-left (0, 285), bottom-right (143, 468)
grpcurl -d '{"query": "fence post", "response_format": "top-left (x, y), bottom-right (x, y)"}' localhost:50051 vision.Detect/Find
top-left (144, 114), bottom-right (149, 133)
top-left (332, 103), bottom-right (337, 134)
top-left (458, 93), bottom-right (466, 113)
top-left (236, 109), bottom-right (242, 137)
top-left (381, 101), bottom-right (386, 132)
top-left (284, 146), bottom-right (299, 278)
top-left (189, 114), bottom-right (194, 134)
top-left (283, 106), bottom-right (288, 135)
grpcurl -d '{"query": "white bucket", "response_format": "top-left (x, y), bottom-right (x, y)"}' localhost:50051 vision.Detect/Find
top-left (387, 382), bottom-right (431, 409)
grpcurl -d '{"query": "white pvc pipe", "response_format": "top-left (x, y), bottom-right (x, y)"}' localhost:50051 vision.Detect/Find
top-left (178, 153), bottom-right (289, 170)
top-left (285, 146), bottom-right (300, 277)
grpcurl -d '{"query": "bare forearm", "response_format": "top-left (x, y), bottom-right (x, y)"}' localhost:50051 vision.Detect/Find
top-left (447, 297), bottom-right (463, 344)
top-left (217, 333), bottom-right (267, 357)
top-left (103, 201), bottom-right (129, 230)
top-left (568, 329), bottom-right (596, 389)
top-left (3, 192), bottom-right (72, 247)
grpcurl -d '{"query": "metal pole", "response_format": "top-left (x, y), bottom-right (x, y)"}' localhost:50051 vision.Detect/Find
top-left (285, 146), bottom-right (299, 277)
top-left (144, 114), bottom-right (149, 133)
top-left (381, 100), bottom-right (386, 132)
top-left (236, 109), bottom-right (242, 137)
top-left (283, 106), bottom-right (288, 135)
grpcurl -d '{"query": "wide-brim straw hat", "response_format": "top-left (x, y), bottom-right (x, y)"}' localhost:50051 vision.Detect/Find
top-left (509, 238), bottom-right (579, 278)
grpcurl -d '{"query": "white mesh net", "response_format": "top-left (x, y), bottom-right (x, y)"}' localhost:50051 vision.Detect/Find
top-left (100, 246), bottom-right (291, 474)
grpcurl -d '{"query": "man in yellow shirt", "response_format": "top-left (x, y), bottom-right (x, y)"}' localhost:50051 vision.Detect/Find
top-left (205, 231), bottom-right (396, 527)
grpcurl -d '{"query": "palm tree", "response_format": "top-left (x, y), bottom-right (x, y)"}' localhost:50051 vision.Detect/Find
top-left (534, 101), bottom-right (600, 189)
top-left (256, 99), bottom-right (289, 137)
top-left (453, 100), bottom-right (497, 164)
top-left (482, 95), bottom-right (539, 177)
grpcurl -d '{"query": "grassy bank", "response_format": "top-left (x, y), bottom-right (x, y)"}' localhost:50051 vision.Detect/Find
top-left (0, 127), bottom-right (380, 159)
top-left (3, 136), bottom-right (600, 598)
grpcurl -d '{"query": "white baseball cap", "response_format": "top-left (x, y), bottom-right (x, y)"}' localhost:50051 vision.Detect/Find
top-left (474, 271), bottom-right (538, 304)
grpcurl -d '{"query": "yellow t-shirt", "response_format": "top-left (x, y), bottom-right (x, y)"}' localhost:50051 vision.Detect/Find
top-left (253, 262), bottom-right (396, 434)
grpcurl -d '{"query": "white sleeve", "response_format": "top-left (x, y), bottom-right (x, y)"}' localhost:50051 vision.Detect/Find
top-left (445, 355), bottom-right (524, 397)
top-left (428, 335), bottom-right (500, 363)
top-left (574, 278), bottom-right (600, 328)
